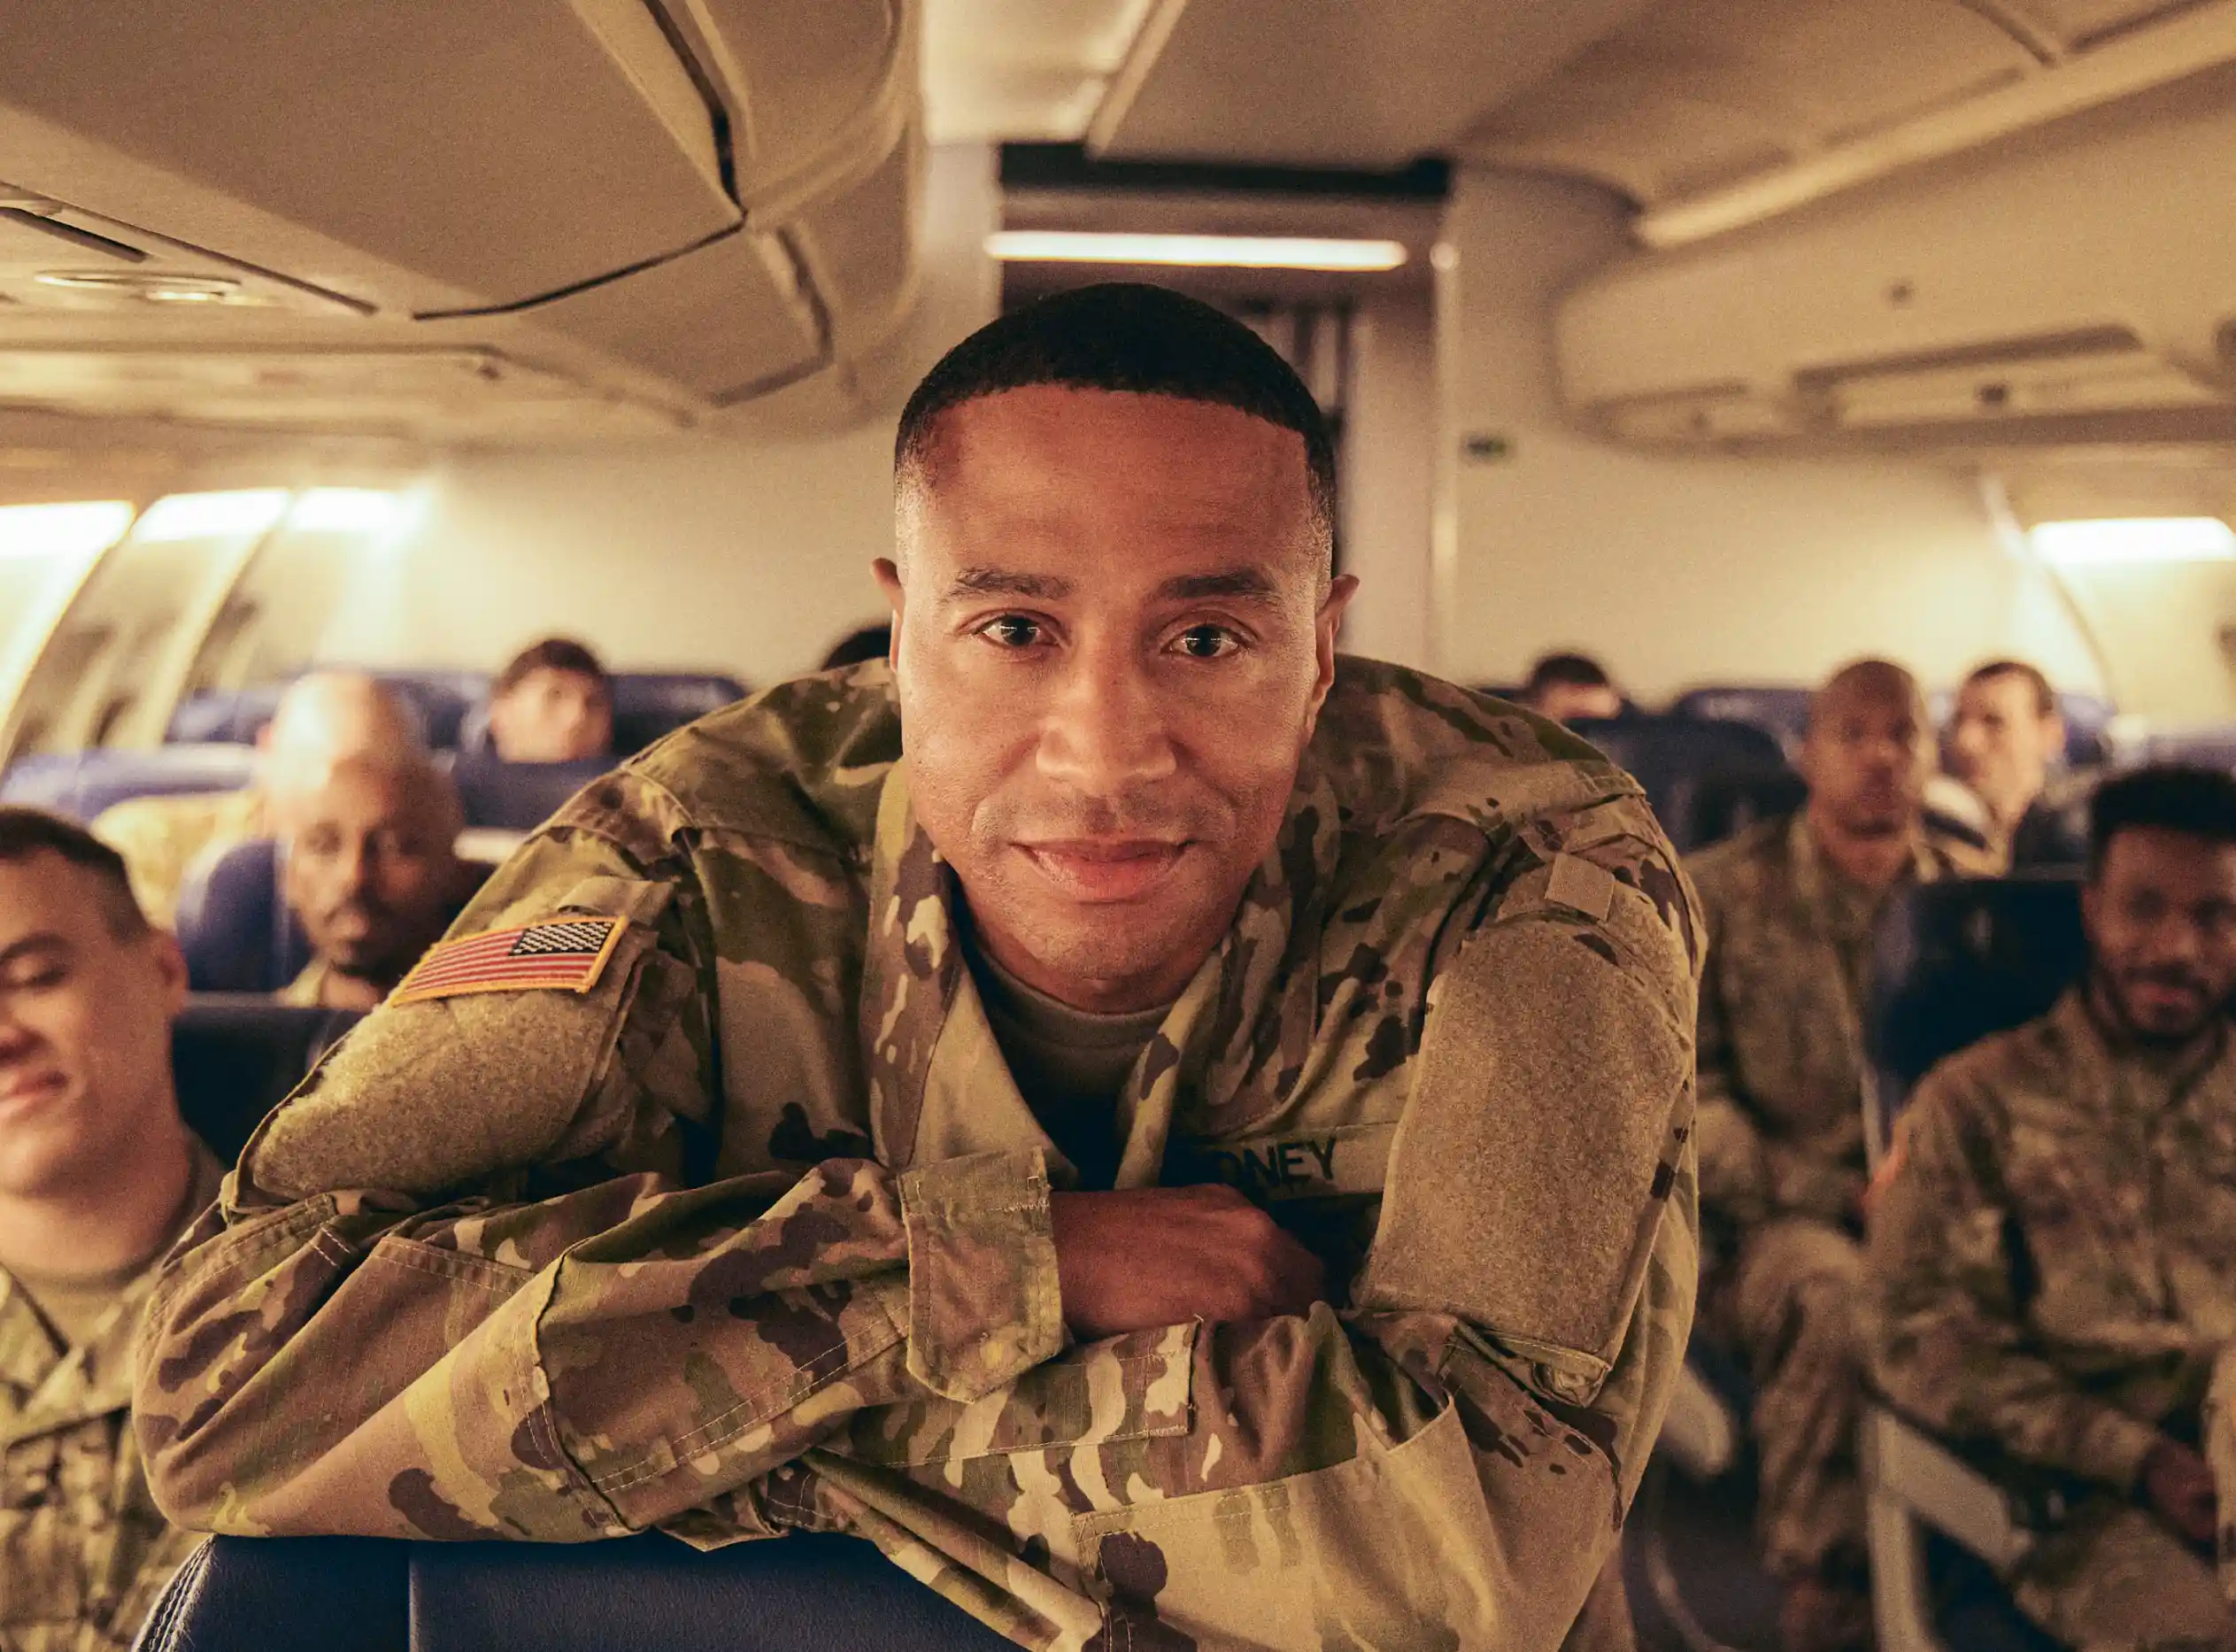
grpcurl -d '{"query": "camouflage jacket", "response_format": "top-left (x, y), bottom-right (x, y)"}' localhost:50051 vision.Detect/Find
top-left (136, 660), bottom-right (1702, 1652)
top-left (1, 1152), bottom-right (220, 1651)
top-left (90, 790), bottom-right (264, 932)
top-left (1868, 992), bottom-right (2236, 1493)
top-left (1686, 814), bottom-right (1987, 1230)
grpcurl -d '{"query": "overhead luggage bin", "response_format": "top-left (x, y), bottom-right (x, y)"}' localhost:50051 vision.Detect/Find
top-left (1554, 63), bottom-right (2236, 452)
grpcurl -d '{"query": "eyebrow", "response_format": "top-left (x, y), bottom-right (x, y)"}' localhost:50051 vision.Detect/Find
top-left (941, 567), bottom-right (1281, 604)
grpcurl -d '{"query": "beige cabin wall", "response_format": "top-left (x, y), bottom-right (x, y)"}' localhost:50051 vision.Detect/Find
top-left (316, 145), bottom-right (1000, 684)
top-left (1433, 167), bottom-right (2107, 706)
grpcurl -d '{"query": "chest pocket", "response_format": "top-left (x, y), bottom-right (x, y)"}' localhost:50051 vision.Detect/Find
top-left (0, 1418), bottom-right (113, 1626)
top-left (1168, 1122), bottom-right (1398, 1300)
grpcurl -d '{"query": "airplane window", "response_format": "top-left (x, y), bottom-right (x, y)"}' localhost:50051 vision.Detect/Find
top-left (0, 500), bottom-right (134, 746)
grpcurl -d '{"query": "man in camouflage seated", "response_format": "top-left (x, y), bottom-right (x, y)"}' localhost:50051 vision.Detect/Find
top-left (135, 284), bottom-right (1701, 1652)
top-left (1686, 660), bottom-right (1996, 1652)
top-left (0, 809), bottom-right (222, 1648)
top-left (1870, 766), bottom-right (2236, 1650)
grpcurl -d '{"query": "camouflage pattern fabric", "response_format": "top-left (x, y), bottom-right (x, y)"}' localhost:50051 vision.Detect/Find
top-left (135, 659), bottom-right (1703, 1652)
top-left (0, 1153), bottom-right (220, 1650)
top-left (90, 791), bottom-right (264, 931)
top-left (1869, 993), bottom-right (2236, 1648)
top-left (1684, 813), bottom-right (1985, 1583)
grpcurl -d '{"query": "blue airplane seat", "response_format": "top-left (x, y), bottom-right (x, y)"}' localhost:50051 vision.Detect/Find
top-left (172, 997), bottom-right (362, 1165)
top-left (175, 839), bottom-right (312, 994)
top-left (0, 745), bottom-right (258, 822)
top-left (166, 672), bottom-right (483, 751)
top-left (1669, 685), bottom-right (1814, 760)
top-left (609, 671), bottom-right (748, 754)
top-left (450, 753), bottom-right (613, 832)
top-left (2121, 723), bottom-right (2236, 773)
top-left (1862, 875), bottom-right (2089, 1652)
top-left (134, 1531), bottom-right (1016, 1652)
top-left (1569, 714), bottom-right (1791, 853)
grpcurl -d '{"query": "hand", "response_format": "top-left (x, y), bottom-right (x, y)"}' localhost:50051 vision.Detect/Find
top-left (1049, 1185), bottom-right (1326, 1340)
top-left (2140, 1439), bottom-right (2218, 1548)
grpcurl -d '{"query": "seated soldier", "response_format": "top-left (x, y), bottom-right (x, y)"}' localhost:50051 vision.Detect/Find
top-left (94, 673), bottom-right (423, 926)
top-left (1686, 658), bottom-right (1996, 1652)
top-left (0, 807), bottom-right (222, 1648)
top-left (484, 637), bottom-right (614, 763)
top-left (280, 755), bottom-right (482, 1011)
top-left (1519, 651), bottom-right (1624, 726)
top-left (1946, 659), bottom-right (2089, 868)
top-left (1870, 766), bottom-right (2236, 1652)
top-left (136, 283), bottom-right (1701, 1652)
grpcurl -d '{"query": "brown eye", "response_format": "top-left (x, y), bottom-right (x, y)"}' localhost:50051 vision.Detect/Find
top-left (1172, 625), bottom-right (1239, 660)
top-left (977, 615), bottom-right (1043, 650)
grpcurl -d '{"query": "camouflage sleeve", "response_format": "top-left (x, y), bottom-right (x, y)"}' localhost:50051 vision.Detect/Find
top-left (1865, 1063), bottom-right (2162, 1490)
top-left (1689, 898), bottom-right (1773, 1226)
top-left (1344, 812), bottom-right (1701, 1646)
top-left (135, 809), bottom-right (1061, 1542)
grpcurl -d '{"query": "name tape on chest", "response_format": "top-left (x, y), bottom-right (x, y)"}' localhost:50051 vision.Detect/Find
top-left (1167, 1121), bottom-right (1398, 1203)
top-left (390, 917), bottom-right (624, 1007)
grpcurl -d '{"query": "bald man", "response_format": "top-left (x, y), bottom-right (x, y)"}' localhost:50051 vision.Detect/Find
top-left (280, 758), bottom-right (479, 1011)
top-left (1685, 660), bottom-right (1995, 1652)
top-left (95, 675), bottom-right (422, 927)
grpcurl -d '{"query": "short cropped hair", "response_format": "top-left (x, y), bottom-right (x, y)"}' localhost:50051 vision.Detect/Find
top-left (895, 283), bottom-right (1338, 557)
top-left (2088, 765), bottom-right (2236, 876)
top-left (1963, 660), bottom-right (2057, 719)
top-left (1523, 652), bottom-right (1614, 697)
top-left (496, 637), bottom-right (608, 699)
top-left (0, 806), bottom-right (149, 936)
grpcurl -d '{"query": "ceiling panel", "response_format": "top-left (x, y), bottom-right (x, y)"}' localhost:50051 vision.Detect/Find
top-left (922, 0), bottom-right (1157, 143)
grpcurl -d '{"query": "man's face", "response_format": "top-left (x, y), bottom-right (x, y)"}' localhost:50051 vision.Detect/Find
top-left (285, 765), bottom-right (461, 983)
top-left (1949, 674), bottom-right (2063, 822)
top-left (881, 386), bottom-right (1353, 1013)
top-left (0, 853), bottom-right (184, 1200)
top-left (2085, 827), bottom-right (2236, 1045)
top-left (1801, 682), bottom-right (1934, 838)
top-left (1532, 681), bottom-right (1622, 727)
top-left (488, 668), bottom-right (613, 764)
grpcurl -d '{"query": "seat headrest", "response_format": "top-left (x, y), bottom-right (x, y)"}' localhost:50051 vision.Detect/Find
top-left (1866, 876), bottom-right (2086, 1137)
top-left (173, 997), bottom-right (363, 1165)
top-left (0, 745), bottom-right (258, 822)
top-left (176, 839), bottom-right (312, 994)
top-left (449, 753), bottom-right (613, 832)
top-left (1570, 714), bottom-right (1792, 850)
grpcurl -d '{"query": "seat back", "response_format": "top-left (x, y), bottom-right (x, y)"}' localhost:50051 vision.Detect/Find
top-left (135, 1531), bottom-right (1014, 1652)
top-left (0, 745), bottom-right (258, 822)
top-left (1570, 714), bottom-right (1793, 853)
top-left (1668, 685), bottom-right (1813, 760)
top-left (1864, 876), bottom-right (2086, 1156)
top-left (176, 839), bottom-right (313, 994)
top-left (449, 753), bottom-right (612, 832)
top-left (608, 671), bottom-right (747, 755)
top-left (166, 672), bottom-right (486, 753)
top-left (172, 998), bottom-right (362, 1164)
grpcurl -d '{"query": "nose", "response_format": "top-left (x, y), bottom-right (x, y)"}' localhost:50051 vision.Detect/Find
top-left (0, 1002), bottom-right (38, 1061)
top-left (1035, 641), bottom-right (1178, 799)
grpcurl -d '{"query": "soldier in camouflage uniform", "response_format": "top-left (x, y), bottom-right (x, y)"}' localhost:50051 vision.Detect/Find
top-left (92, 673), bottom-right (420, 928)
top-left (1870, 766), bottom-right (2236, 1650)
top-left (135, 284), bottom-right (1701, 1652)
top-left (1686, 660), bottom-right (1994, 1652)
top-left (0, 809), bottom-right (223, 1648)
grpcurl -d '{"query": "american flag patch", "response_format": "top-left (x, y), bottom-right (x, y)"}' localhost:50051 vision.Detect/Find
top-left (389, 917), bottom-right (625, 1007)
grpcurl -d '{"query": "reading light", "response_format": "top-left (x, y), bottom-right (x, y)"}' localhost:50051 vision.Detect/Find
top-left (0, 500), bottom-right (135, 560)
top-left (2029, 517), bottom-right (2236, 565)
top-left (985, 231), bottom-right (1409, 272)
top-left (134, 489), bottom-right (289, 544)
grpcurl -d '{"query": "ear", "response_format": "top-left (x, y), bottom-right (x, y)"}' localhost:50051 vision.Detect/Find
top-left (873, 560), bottom-right (906, 664)
top-left (1304, 575), bottom-right (1360, 734)
top-left (147, 928), bottom-right (190, 1020)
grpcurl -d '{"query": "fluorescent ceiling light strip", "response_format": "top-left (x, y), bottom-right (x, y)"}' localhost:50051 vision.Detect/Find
top-left (986, 231), bottom-right (1408, 272)
top-left (0, 499), bottom-right (135, 561)
top-left (2028, 517), bottom-right (2236, 564)
top-left (135, 489), bottom-right (290, 544)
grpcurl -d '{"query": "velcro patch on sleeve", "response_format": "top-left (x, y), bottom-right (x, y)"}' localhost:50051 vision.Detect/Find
top-left (389, 917), bottom-right (625, 1006)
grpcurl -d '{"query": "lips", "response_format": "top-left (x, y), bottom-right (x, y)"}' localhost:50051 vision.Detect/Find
top-left (1016, 839), bottom-right (1190, 903)
top-left (0, 1069), bottom-right (68, 1120)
